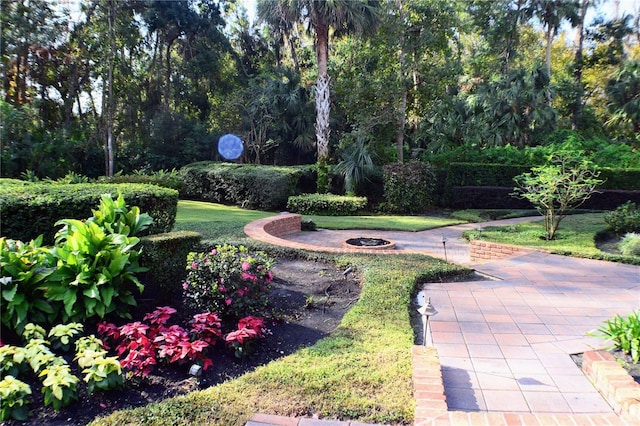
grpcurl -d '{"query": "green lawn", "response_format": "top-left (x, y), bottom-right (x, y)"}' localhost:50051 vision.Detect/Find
top-left (306, 214), bottom-right (464, 231)
top-left (173, 200), bottom-right (464, 244)
top-left (467, 212), bottom-right (639, 264)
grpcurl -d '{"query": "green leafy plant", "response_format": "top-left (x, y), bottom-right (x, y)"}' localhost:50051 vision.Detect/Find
top-left (619, 233), bottom-right (640, 257)
top-left (39, 363), bottom-right (79, 411)
top-left (88, 193), bottom-right (154, 237)
top-left (48, 323), bottom-right (84, 352)
top-left (605, 201), bottom-right (640, 235)
top-left (512, 153), bottom-right (603, 240)
top-left (590, 311), bottom-right (640, 363)
top-left (45, 195), bottom-right (149, 323)
top-left (0, 375), bottom-right (32, 421)
top-left (0, 345), bottom-right (28, 378)
top-left (183, 245), bottom-right (274, 319)
top-left (0, 236), bottom-right (56, 334)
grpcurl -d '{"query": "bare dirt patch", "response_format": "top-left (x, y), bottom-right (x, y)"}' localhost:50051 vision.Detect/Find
top-left (5, 258), bottom-right (361, 426)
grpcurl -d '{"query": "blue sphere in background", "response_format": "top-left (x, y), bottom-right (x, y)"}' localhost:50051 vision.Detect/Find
top-left (218, 134), bottom-right (243, 160)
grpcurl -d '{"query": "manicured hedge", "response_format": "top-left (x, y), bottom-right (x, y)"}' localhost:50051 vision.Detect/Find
top-left (0, 181), bottom-right (178, 243)
top-left (138, 231), bottom-right (202, 305)
top-left (180, 162), bottom-right (315, 211)
top-left (438, 163), bottom-right (640, 207)
top-left (287, 193), bottom-right (368, 216)
top-left (448, 186), bottom-right (640, 210)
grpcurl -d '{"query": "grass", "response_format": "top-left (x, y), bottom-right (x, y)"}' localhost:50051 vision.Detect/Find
top-left (305, 214), bottom-right (463, 231)
top-left (172, 200), bottom-right (272, 244)
top-left (91, 253), bottom-right (464, 425)
top-left (467, 212), bottom-right (640, 264)
top-left (89, 200), bottom-right (468, 425)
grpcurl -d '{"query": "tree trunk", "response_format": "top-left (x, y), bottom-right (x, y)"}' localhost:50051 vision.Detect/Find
top-left (395, 0), bottom-right (406, 164)
top-left (545, 25), bottom-right (553, 107)
top-left (572, 0), bottom-right (589, 130)
top-left (315, 20), bottom-right (330, 164)
top-left (105, 0), bottom-right (115, 177)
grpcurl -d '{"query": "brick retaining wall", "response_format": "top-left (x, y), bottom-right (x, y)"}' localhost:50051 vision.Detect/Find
top-left (261, 213), bottom-right (302, 237)
top-left (469, 240), bottom-right (534, 262)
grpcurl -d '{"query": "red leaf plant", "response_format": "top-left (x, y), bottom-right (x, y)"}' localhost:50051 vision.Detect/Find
top-left (97, 307), bottom-right (222, 378)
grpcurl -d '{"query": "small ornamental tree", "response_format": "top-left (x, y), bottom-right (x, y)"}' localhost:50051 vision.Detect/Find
top-left (512, 153), bottom-right (603, 240)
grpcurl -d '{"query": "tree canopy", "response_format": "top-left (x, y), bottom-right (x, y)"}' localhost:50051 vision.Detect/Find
top-left (1, 0), bottom-right (638, 181)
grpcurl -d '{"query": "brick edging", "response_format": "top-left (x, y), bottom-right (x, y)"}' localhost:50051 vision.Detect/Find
top-left (412, 345), bottom-right (448, 423)
top-left (581, 350), bottom-right (640, 420)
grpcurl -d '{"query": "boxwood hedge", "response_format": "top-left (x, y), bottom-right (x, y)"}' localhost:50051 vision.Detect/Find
top-left (0, 181), bottom-right (178, 243)
top-left (180, 162), bottom-right (315, 211)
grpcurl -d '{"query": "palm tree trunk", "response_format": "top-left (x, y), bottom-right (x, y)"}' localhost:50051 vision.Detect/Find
top-left (315, 20), bottom-right (330, 163)
top-left (545, 25), bottom-right (553, 107)
top-left (572, 0), bottom-right (589, 130)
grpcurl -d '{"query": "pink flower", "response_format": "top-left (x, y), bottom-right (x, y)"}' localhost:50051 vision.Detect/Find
top-left (242, 261), bottom-right (251, 271)
top-left (182, 282), bottom-right (188, 290)
top-left (191, 262), bottom-right (198, 270)
top-left (210, 249), bottom-right (217, 255)
top-left (218, 285), bottom-right (227, 293)
top-left (265, 271), bottom-right (273, 283)
top-left (225, 298), bottom-right (232, 306)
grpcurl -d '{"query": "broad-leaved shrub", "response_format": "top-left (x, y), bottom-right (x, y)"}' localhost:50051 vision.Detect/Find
top-left (605, 201), bottom-right (640, 234)
top-left (183, 245), bottom-right (274, 319)
top-left (382, 161), bottom-right (435, 214)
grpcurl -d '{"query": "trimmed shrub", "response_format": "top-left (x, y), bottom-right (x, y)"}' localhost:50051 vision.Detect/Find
top-left (286, 193), bottom-right (367, 216)
top-left (448, 186), bottom-right (640, 210)
top-left (605, 201), bottom-right (640, 234)
top-left (180, 162), bottom-right (315, 211)
top-left (96, 173), bottom-right (183, 192)
top-left (382, 161), bottom-right (436, 214)
top-left (138, 231), bottom-right (202, 303)
top-left (619, 233), bottom-right (640, 257)
top-left (0, 182), bottom-right (178, 244)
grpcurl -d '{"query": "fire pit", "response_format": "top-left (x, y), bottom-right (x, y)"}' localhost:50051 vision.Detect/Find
top-left (342, 237), bottom-right (396, 250)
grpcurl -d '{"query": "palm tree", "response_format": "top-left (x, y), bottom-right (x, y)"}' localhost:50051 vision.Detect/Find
top-left (527, 0), bottom-right (580, 104)
top-left (606, 60), bottom-right (640, 137)
top-left (257, 0), bottom-right (380, 192)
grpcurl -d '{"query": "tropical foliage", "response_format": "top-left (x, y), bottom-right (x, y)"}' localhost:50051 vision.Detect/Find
top-left (2, 0), bottom-right (637, 185)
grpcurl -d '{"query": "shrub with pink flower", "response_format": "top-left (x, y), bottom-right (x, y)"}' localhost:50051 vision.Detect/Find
top-left (182, 244), bottom-right (274, 319)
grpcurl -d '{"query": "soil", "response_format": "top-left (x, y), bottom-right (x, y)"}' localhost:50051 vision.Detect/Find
top-left (4, 258), bottom-right (361, 426)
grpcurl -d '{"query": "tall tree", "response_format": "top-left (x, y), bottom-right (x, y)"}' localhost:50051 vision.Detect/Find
top-left (527, 0), bottom-right (580, 104)
top-left (571, 0), bottom-right (592, 129)
top-left (258, 0), bottom-right (380, 192)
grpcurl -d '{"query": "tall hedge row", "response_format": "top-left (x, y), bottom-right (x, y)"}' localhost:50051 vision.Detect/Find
top-left (0, 181), bottom-right (178, 243)
top-left (437, 163), bottom-right (640, 209)
top-left (180, 162), bottom-right (315, 210)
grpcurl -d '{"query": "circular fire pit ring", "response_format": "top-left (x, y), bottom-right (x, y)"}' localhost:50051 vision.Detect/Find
top-left (342, 237), bottom-right (396, 250)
